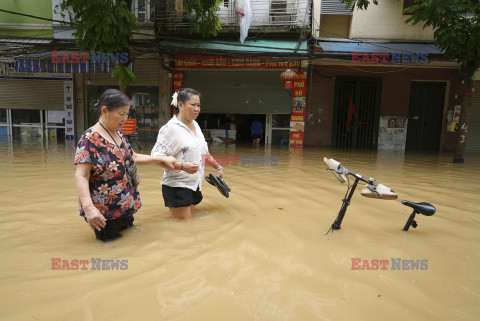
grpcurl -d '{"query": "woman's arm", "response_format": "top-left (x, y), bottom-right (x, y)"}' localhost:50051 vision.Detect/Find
top-left (133, 153), bottom-right (199, 173)
top-left (132, 152), bottom-right (177, 170)
top-left (74, 163), bottom-right (106, 231)
top-left (204, 153), bottom-right (225, 179)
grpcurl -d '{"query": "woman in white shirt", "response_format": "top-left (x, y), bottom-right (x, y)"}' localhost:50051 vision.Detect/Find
top-left (151, 88), bottom-right (225, 220)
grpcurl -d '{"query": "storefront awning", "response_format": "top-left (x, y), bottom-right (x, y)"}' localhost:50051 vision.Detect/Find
top-left (316, 40), bottom-right (444, 55)
top-left (157, 38), bottom-right (309, 57)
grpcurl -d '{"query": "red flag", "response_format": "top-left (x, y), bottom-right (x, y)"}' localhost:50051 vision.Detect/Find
top-left (347, 96), bottom-right (356, 131)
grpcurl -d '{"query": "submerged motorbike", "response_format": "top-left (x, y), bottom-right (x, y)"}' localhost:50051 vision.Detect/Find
top-left (324, 157), bottom-right (436, 233)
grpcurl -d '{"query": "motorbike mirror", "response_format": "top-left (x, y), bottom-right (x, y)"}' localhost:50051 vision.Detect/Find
top-left (323, 157), bottom-right (347, 184)
top-left (360, 184), bottom-right (398, 200)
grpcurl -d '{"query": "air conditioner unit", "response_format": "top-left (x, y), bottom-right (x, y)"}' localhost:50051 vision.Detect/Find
top-left (270, 0), bottom-right (297, 22)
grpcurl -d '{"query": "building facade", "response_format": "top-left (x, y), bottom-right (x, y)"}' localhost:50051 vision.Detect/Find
top-left (0, 0), bottom-right (66, 140)
top-left (0, 0), bottom-right (312, 147)
top-left (307, 0), bottom-right (473, 152)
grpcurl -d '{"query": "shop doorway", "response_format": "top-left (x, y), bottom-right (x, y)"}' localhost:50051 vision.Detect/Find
top-left (196, 113), bottom-right (266, 144)
top-left (183, 70), bottom-right (292, 146)
top-left (196, 113), bottom-right (290, 145)
top-left (332, 77), bottom-right (382, 149)
top-left (406, 81), bottom-right (446, 151)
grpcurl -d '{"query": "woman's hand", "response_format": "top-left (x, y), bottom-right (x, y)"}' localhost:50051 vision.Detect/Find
top-left (182, 162), bottom-right (199, 174)
top-left (75, 164), bottom-right (106, 231)
top-left (217, 169), bottom-right (225, 179)
top-left (158, 156), bottom-right (177, 170)
top-left (84, 205), bottom-right (106, 231)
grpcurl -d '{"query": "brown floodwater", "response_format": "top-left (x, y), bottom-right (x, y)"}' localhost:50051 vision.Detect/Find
top-left (1, 136), bottom-right (479, 321)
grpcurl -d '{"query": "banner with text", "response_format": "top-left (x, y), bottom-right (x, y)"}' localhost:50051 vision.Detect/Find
top-left (172, 71), bottom-right (184, 115)
top-left (64, 81), bottom-right (74, 140)
top-left (174, 55), bottom-right (301, 69)
top-left (289, 72), bottom-right (307, 147)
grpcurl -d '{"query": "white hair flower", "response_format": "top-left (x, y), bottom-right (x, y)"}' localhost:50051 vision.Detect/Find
top-left (171, 92), bottom-right (179, 107)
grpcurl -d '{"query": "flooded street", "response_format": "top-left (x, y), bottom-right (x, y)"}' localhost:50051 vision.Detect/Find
top-left (1, 138), bottom-right (479, 321)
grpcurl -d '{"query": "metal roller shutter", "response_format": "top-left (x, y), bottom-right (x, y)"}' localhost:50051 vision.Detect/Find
top-left (183, 71), bottom-right (292, 114)
top-left (467, 81), bottom-right (480, 151)
top-left (321, 0), bottom-right (353, 15)
top-left (0, 79), bottom-right (65, 110)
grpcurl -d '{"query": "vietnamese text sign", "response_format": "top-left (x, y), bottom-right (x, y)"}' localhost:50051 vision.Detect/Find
top-left (175, 55), bottom-right (301, 69)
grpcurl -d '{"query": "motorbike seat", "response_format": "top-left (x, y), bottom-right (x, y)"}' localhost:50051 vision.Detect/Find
top-left (401, 201), bottom-right (436, 216)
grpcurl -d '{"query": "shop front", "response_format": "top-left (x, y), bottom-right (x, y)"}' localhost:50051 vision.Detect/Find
top-left (174, 55), bottom-right (305, 146)
top-left (307, 41), bottom-right (462, 151)
top-left (81, 59), bottom-right (171, 142)
top-left (0, 71), bottom-right (73, 141)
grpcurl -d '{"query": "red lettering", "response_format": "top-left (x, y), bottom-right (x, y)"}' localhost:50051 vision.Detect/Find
top-left (70, 52), bottom-right (79, 63)
top-left (51, 51), bottom-right (62, 63)
top-left (61, 53), bottom-right (70, 63)
top-left (361, 259), bottom-right (371, 270)
top-left (79, 260), bottom-right (89, 270)
top-left (351, 258), bottom-right (361, 270)
top-left (201, 153), bottom-right (208, 166)
top-left (51, 258), bottom-right (62, 270)
top-left (70, 259), bottom-right (79, 270)
top-left (370, 53), bottom-right (379, 63)
top-left (220, 155), bottom-right (230, 166)
top-left (379, 259), bottom-right (389, 270)
top-left (79, 52), bottom-right (89, 63)
top-left (370, 259), bottom-right (379, 270)
top-left (231, 156), bottom-right (240, 167)
top-left (351, 52), bottom-right (362, 63)
top-left (361, 53), bottom-right (371, 64)
top-left (61, 259), bottom-right (71, 270)
top-left (379, 53), bottom-right (390, 63)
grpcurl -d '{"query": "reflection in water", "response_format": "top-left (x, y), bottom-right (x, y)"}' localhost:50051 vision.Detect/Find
top-left (1, 139), bottom-right (479, 321)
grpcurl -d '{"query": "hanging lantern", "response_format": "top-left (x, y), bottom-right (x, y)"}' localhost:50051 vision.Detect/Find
top-left (280, 69), bottom-right (296, 90)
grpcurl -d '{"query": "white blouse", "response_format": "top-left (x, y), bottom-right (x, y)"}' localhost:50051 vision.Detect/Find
top-left (151, 116), bottom-right (209, 191)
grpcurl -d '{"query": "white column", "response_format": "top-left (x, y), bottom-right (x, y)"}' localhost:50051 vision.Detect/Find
top-left (265, 113), bottom-right (272, 146)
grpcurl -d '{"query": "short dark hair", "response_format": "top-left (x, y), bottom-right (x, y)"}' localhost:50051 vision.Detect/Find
top-left (93, 89), bottom-right (130, 114)
top-left (175, 88), bottom-right (201, 112)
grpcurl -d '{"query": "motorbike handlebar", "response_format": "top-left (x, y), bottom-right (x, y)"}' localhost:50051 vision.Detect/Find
top-left (324, 157), bottom-right (398, 200)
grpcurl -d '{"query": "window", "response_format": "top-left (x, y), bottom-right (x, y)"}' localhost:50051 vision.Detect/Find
top-left (270, 0), bottom-right (295, 22)
top-left (11, 109), bottom-right (41, 124)
top-left (132, 0), bottom-right (154, 22)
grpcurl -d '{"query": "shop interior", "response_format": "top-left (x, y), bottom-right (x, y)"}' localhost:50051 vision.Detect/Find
top-left (0, 108), bottom-right (66, 141)
top-left (196, 113), bottom-right (290, 145)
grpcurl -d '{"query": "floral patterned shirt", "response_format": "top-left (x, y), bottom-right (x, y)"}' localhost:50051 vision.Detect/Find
top-left (74, 128), bottom-right (141, 220)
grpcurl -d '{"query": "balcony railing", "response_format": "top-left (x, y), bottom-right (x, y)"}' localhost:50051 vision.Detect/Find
top-left (154, 0), bottom-right (310, 32)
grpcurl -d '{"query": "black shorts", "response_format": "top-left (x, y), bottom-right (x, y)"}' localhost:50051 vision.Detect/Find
top-left (252, 134), bottom-right (262, 139)
top-left (162, 185), bottom-right (203, 208)
top-left (84, 215), bottom-right (134, 242)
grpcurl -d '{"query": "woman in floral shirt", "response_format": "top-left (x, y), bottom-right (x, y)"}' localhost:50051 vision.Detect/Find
top-left (75, 89), bottom-right (185, 241)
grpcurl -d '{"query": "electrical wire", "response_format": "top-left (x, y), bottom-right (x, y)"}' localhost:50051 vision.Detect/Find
top-left (0, 6), bottom-right (446, 63)
top-left (0, 6), bottom-right (459, 74)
